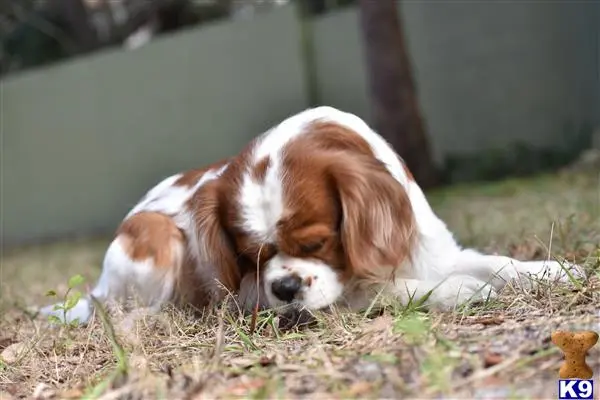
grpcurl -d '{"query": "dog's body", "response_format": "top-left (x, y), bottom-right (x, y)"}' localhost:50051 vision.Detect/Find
top-left (41, 107), bottom-right (578, 324)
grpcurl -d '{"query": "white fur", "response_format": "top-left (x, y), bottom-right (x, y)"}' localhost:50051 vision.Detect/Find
top-left (264, 255), bottom-right (344, 310)
top-left (127, 165), bottom-right (228, 220)
top-left (239, 167), bottom-right (284, 242)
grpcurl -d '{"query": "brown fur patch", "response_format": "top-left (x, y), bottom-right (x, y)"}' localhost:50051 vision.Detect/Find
top-left (174, 158), bottom-right (229, 187)
top-left (251, 156), bottom-right (271, 182)
top-left (304, 276), bottom-right (314, 287)
top-left (117, 212), bottom-right (184, 268)
top-left (303, 120), bottom-right (375, 156)
top-left (188, 178), bottom-right (241, 292)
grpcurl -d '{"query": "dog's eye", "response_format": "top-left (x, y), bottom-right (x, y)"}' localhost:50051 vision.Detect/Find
top-left (299, 240), bottom-right (325, 254)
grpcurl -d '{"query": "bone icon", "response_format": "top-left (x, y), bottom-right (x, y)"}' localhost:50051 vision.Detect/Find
top-left (551, 330), bottom-right (599, 379)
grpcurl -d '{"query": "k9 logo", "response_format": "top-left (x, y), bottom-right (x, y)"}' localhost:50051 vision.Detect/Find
top-left (558, 379), bottom-right (594, 400)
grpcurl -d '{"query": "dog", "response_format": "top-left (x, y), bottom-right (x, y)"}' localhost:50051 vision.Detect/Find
top-left (40, 106), bottom-right (580, 324)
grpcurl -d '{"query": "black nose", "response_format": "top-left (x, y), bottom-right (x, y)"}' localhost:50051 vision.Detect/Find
top-left (271, 275), bottom-right (302, 303)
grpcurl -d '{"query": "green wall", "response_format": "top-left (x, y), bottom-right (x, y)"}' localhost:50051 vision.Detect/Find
top-left (3, 2), bottom-right (599, 246)
top-left (3, 6), bottom-right (308, 246)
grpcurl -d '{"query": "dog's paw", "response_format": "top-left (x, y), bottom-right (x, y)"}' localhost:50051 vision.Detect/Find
top-left (38, 298), bottom-right (93, 326)
top-left (519, 259), bottom-right (585, 287)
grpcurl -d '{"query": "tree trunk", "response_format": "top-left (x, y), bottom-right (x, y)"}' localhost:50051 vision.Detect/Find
top-left (358, 0), bottom-right (439, 188)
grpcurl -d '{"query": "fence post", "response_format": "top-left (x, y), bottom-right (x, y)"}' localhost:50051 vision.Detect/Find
top-left (295, 0), bottom-right (320, 106)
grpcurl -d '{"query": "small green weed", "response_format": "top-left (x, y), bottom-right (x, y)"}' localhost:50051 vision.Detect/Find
top-left (44, 274), bottom-right (86, 327)
top-left (393, 311), bottom-right (430, 344)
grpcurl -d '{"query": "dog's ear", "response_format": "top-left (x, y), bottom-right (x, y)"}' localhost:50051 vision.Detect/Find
top-left (191, 180), bottom-right (240, 293)
top-left (328, 153), bottom-right (416, 280)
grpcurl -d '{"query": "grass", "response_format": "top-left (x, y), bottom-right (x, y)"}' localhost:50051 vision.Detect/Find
top-left (1, 169), bottom-right (599, 399)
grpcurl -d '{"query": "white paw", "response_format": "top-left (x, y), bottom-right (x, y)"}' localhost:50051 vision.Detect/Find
top-left (38, 298), bottom-right (93, 326)
top-left (519, 260), bottom-right (584, 286)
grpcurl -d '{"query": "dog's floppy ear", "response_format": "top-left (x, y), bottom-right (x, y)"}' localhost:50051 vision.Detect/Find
top-left (328, 153), bottom-right (416, 279)
top-left (191, 179), bottom-right (241, 293)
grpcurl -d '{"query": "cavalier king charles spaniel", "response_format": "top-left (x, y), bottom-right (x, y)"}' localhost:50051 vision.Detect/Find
top-left (40, 106), bottom-right (580, 324)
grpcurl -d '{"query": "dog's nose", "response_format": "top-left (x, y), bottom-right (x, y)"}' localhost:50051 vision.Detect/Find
top-left (271, 275), bottom-right (302, 303)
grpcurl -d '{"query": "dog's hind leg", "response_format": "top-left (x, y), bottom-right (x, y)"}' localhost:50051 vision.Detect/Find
top-left (39, 212), bottom-right (186, 325)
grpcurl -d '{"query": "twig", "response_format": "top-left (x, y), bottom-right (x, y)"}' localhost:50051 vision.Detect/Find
top-left (249, 243), bottom-right (264, 335)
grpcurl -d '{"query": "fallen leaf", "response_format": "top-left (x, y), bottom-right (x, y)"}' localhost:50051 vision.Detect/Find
top-left (225, 378), bottom-right (265, 396)
top-left (32, 383), bottom-right (55, 400)
top-left (347, 381), bottom-right (373, 396)
top-left (483, 351), bottom-right (504, 368)
top-left (0, 337), bottom-right (15, 350)
top-left (0, 391), bottom-right (16, 400)
top-left (1, 342), bottom-right (27, 364)
top-left (61, 388), bottom-right (85, 399)
top-left (4, 384), bottom-right (19, 396)
top-left (258, 355), bottom-right (275, 367)
top-left (481, 375), bottom-right (504, 386)
top-left (364, 315), bottom-right (394, 334)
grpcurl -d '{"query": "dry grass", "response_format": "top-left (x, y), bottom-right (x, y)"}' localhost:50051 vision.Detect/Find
top-left (1, 170), bottom-right (599, 399)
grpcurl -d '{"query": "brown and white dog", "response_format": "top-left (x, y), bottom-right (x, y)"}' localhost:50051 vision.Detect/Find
top-left (40, 106), bottom-right (580, 324)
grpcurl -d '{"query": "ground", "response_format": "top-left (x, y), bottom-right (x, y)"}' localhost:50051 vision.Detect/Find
top-left (1, 169), bottom-right (599, 399)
